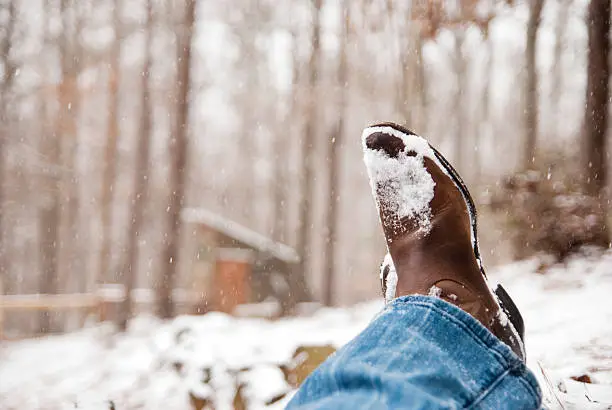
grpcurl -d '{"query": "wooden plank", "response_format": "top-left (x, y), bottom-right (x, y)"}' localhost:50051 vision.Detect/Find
top-left (97, 285), bottom-right (201, 304)
top-left (0, 293), bottom-right (100, 310)
top-left (0, 288), bottom-right (201, 312)
top-left (0, 278), bottom-right (4, 340)
top-left (213, 251), bottom-right (253, 313)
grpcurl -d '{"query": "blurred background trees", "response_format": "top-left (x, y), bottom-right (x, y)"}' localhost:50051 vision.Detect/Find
top-left (0, 0), bottom-right (610, 335)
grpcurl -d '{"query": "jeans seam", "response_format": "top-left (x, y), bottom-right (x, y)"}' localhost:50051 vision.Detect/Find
top-left (391, 300), bottom-right (511, 369)
top-left (464, 370), bottom-right (541, 410)
top-left (365, 304), bottom-right (431, 408)
top-left (465, 368), bottom-right (510, 409)
top-left (380, 303), bottom-right (429, 372)
top-left (516, 375), bottom-right (542, 409)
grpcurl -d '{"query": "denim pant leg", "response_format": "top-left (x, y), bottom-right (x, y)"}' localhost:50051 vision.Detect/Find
top-left (287, 295), bottom-right (542, 410)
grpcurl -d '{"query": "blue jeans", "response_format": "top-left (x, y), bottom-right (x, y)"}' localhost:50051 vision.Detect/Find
top-left (287, 296), bottom-right (542, 409)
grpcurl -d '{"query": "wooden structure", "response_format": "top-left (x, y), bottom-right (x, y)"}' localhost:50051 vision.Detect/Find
top-left (0, 276), bottom-right (100, 340)
top-left (0, 209), bottom-right (300, 339)
top-left (0, 285), bottom-right (202, 340)
top-left (181, 207), bottom-right (300, 314)
top-left (0, 290), bottom-right (96, 340)
top-left (213, 248), bottom-right (254, 313)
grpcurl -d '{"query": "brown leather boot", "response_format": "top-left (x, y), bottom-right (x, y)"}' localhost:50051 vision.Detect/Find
top-left (363, 122), bottom-right (526, 362)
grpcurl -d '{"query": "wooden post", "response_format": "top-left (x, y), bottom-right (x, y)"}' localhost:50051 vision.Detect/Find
top-left (0, 277), bottom-right (4, 340)
top-left (190, 226), bottom-right (217, 314)
top-left (97, 289), bottom-right (107, 323)
top-left (213, 248), bottom-right (254, 314)
top-left (96, 283), bottom-right (125, 324)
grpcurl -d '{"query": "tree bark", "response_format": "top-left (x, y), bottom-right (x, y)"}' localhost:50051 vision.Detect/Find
top-left (524, 0), bottom-right (544, 169)
top-left (396, 16), bottom-right (409, 124)
top-left (271, 118), bottom-right (289, 243)
top-left (414, 34), bottom-right (428, 134)
top-left (453, 30), bottom-right (466, 174)
top-left (272, 28), bottom-right (302, 245)
top-left (38, 0), bottom-right (66, 334)
top-left (295, 0), bottom-right (321, 306)
top-left (399, 18), bottom-right (426, 132)
top-left (584, 0), bottom-right (611, 202)
top-left (158, 0), bottom-right (196, 319)
top-left (53, 0), bottom-right (83, 298)
top-left (69, 1), bottom-right (87, 294)
top-left (476, 35), bottom-right (494, 183)
top-left (0, 0), bottom-right (16, 292)
top-left (237, 3), bottom-right (259, 225)
top-left (271, 38), bottom-right (296, 244)
top-left (551, 0), bottom-right (571, 137)
top-left (117, 0), bottom-right (153, 331)
top-left (323, 2), bottom-right (348, 307)
top-left (98, 0), bottom-right (122, 286)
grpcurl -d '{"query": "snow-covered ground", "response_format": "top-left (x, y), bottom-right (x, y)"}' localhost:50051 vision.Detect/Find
top-left (1, 251), bottom-right (611, 410)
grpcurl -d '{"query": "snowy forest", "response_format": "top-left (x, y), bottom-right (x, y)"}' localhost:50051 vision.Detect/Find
top-left (0, 0), bottom-right (611, 408)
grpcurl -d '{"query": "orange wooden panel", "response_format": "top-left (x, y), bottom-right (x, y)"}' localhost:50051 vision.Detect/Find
top-left (213, 253), bottom-right (252, 314)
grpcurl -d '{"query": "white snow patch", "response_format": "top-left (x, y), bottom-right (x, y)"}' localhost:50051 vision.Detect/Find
top-left (181, 207), bottom-right (299, 263)
top-left (2, 251), bottom-right (612, 408)
top-left (381, 253), bottom-right (398, 303)
top-left (362, 127), bottom-right (436, 235)
top-left (495, 305), bottom-right (527, 360)
top-left (496, 305), bottom-right (510, 327)
top-left (492, 251), bottom-right (612, 408)
top-left (362, 126), bottom-right (482, 260)
top-left (428, 285), bottom-right (442, 298)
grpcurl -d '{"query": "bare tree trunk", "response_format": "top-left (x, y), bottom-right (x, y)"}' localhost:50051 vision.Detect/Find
top-left (55, 0), bottom-right (82, 299)
top-left (584, 0), bottom-right (610, 207)
top-left (453, 30), bottom-right (466, 174)
top-left (99, 0), bottom-right (122, 286)
top-left (550, 0), bottom-right (571, 137)
top-left (272, 30), bottom-right (300, 244)
top-left (117, 0), bottom-right (153, 331)
top-left (295, 0), bottom-right (321, 306)
top-left (237, 3), bottom-right (259, 225)
top-left (38, 157), bottom-right (62, 334)
top-left (158, 0), bottom-right (196, 319)
top-left (415, 34), bottom-right (428, 134)
top-left (399, 21), bottom-right (426, 132)
top-left (271, 71), bottom-right (292, 242)
top-left (271, 116), bottom-right (288, 243)
top-left (396, 16), bottom-right (410, 124)
top-left (0, 0), bottom-right (16, 291)
top-left (38, 0), bottom-right (65, 334)
top-left (476, 35), bottom-right (494, 183)
top-left (524, 0), bottom-right (544, 169)
top-left (69, 1), bottom-right (87, 294)
top-left (323, 1), bottom-right (348, 307)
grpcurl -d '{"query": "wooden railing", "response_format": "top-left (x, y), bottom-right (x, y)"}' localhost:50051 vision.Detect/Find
top-left (0, 283), bottom-right (206, 340)
top-left (0, 281), bottom-right (101, 340)
top-left (0, 293), bottom-right (100, 310)
top-left (0, 280), bottom-right (282, 340)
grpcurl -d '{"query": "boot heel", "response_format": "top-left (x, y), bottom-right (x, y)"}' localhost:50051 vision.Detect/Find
top-left (494, 284), bottom-right (525, 343)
